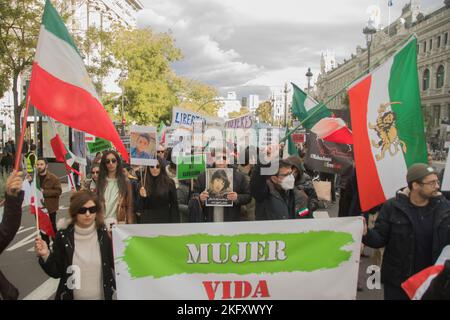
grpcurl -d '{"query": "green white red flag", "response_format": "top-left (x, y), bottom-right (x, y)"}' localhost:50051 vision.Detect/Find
top-left (291, 83), bottom-right (352, 144)
top-left (29, 0), bottom-right (128, 162)
top-left (30, 171), bottom-right (56, 239)
top-left (347, 37), bottom-right (427, 211)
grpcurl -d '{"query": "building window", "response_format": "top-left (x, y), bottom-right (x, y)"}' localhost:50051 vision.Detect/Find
top-left (423, 69), bottom-right (430, 90)
top-left (429, 39), bottom-right (432, 50)
top-left (436, 65), bottom-right (445, 89)
top-left (437, 36), bottom-right (441, 48)
top-left (445, 33), bottom-right (449, 46)
top-left (423, 41), bottom-right (427, 52)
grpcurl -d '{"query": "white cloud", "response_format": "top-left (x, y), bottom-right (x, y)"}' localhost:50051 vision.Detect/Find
top-left (137, 0), bottom-right (444, 99)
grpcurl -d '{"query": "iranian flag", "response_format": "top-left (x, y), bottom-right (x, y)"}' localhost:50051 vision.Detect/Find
top-left (48, 118), bottom-right (76, 167)
top-left (283, 128), bottom-right (298, 159)
top-left (29, 0), bottom-right (128, 162)
top-left (30, 171), bottom-right (56, 239)
top-left (348, 37), bottom-right (427, 211)
top-left (291, 83), bottom-right (352, 144)
top-left (401, 245), bottom-right (450, 300)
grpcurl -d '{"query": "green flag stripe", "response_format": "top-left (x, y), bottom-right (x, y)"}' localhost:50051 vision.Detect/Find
top-left (291, 83), bottom-right (331, 129)
top-left (389, 38), bottom-right (427, 167)
top-left (42, 0), bottom-right (81, 56)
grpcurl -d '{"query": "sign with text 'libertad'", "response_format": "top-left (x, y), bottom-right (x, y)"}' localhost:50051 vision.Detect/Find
top-left (112, 218), bottom-right (363, 300)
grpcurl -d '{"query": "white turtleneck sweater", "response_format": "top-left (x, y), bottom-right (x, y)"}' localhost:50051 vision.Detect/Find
top-left (72, 223), bottom-right (104, 300)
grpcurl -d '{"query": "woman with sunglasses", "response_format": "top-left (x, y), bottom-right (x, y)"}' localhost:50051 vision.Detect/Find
top-left (139, 157), bottom-right (180, 223)
top-left (96, 150), bottom-right (135, 225)
top-left (34, 190), bottom-right (116, 300)
top-left (81, 164), bottom-right (100, 192)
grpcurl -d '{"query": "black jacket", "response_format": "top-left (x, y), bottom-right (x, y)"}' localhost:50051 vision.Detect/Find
top-left (251, 164), bottom-right (310, 220)
top-left (363, 189), bottom-right (450, 287)
top-left (192, 168), bottom-right (251, 222)
top-left (0, 192), bottom-right (23, 300)
top-left (38, 224), bottom-right (116, 300)
top-left (138, 180), bottom-right (180, 224)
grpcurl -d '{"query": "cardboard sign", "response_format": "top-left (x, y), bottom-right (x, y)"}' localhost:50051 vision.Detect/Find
top-left (87, 137), bottom-right (112, 155)
top-left (176, 154), bottom-right (206, 180)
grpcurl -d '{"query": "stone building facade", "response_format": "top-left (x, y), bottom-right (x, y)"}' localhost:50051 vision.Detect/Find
top-left (315, 1), bottom-right (450, 141)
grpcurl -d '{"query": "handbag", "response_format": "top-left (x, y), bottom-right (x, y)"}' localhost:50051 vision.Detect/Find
top-left (313, 180), bottom-right (332, 202)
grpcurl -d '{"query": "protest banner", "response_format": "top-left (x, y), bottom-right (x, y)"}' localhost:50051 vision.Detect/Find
top-left (176, 154), bottom-right (206, 180)
top-left (225, 114), bottom-right (253, 129)
top-left (112, 217), bottom-right (363, 300)
top-left (305, 131), bottom-right (353, 174)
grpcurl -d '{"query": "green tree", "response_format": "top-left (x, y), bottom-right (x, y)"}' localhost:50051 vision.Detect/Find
top-left (256, 101), bottom-right (273, 124)
top-left (0, 0), bottom-right (43, 142)
top-left (175, 77), bottom-right (221, 117)
top-left (228, 107), bottom-right (250, 119)
top-left (110, 27), bottom-right (182, 125)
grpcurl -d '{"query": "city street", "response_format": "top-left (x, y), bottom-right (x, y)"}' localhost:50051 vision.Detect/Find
top-left (0, 183), bottom-right (395, 300)
top-left (1, 162), bottom-right (446, 300)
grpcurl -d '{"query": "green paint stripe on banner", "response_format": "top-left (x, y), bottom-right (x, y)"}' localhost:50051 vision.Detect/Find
top-left (121, 231), bottom-right (354, 279)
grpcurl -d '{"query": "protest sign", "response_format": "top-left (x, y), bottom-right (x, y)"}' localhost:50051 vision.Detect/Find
top-left (176, 154), bottom-right (206, 180)
top-left (130, 125), bottom-right (157, 166)
top-left (87, 137), bottom-right (112, 154)
top-left (112, 217), bottom-right (363, 300)
top-left (206, 168), bottom-right (233, 207)
top-left (305, 131), bottom-right (353, 174)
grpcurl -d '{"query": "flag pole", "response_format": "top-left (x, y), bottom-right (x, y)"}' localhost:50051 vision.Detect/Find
top-left (280, 34), bottom-right (416, 143)
top-left (33, 171), bottom-right (41, 238)
top-left (14, 94), bottom-right (32, 171)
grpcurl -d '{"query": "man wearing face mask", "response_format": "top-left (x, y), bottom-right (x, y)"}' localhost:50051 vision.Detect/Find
top-left (251, 157), bottom-right (310, 221)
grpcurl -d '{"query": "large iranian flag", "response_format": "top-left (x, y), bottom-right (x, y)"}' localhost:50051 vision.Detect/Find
top-left (29, 0), bottom-right (128, 162)
top-left (348, 37), bottom-right (427, 211)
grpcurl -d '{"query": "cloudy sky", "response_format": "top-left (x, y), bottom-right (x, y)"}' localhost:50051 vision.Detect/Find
top-left (137, 0), bottom-right (444, 100)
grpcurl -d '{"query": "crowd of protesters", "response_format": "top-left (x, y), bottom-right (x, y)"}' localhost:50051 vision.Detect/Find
top-left (1, 138), bottom-right (449, 300)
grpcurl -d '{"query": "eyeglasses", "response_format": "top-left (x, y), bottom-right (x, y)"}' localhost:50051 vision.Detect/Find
top-left (106, 158), bottom-right (117, 164)
top-left (150, 165), bottom-right (160, 169)
top-left (419, 180), bottom-right (440, 187)
top-left (91, 171), bottom-right (99, 175)
top-left (157, 150), bottom-right (165, 154)
top-left (77, 206), bottom-right (98, 214)
top-left (277, 171), bottom-right (293, 177)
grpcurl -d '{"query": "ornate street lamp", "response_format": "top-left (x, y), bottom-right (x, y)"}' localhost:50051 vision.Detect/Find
top-left (305, 68), bottom-right (313, 94)
top-left (363, 23), bottom-right (376, 72)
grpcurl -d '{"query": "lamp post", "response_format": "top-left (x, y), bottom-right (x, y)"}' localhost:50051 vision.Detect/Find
top-left (270, 95), bottom-right (275, 126)
top-left (305, 68), bottom-right (313, 94)
top-left (283, 83), bottom-right (290, 129)
top-left (119, 70), bottom-right (128, 136)
top-left (363, 23), bottom-right (376, 73)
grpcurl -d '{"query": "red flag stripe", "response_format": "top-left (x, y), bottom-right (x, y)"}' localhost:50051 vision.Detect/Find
top-left (30, 197), bottom-right (56, 239)
top-left (322, 127), bottom-right (353, 144)
top-left (401, 264), bottom-right (444, 299)
top-left (348, 76), bottom-right (386, 211)
top-left (30, 62), bottom-right (128, 162)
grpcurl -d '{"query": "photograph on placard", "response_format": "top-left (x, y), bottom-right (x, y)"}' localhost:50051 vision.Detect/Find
top-left (206, 168), bottom-right (233, 207)
top-left (130, 125), bottom-right (157, 166)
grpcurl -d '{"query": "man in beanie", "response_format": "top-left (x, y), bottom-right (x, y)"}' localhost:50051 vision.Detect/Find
top-left (363, 163), bottom-right (450, 300)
